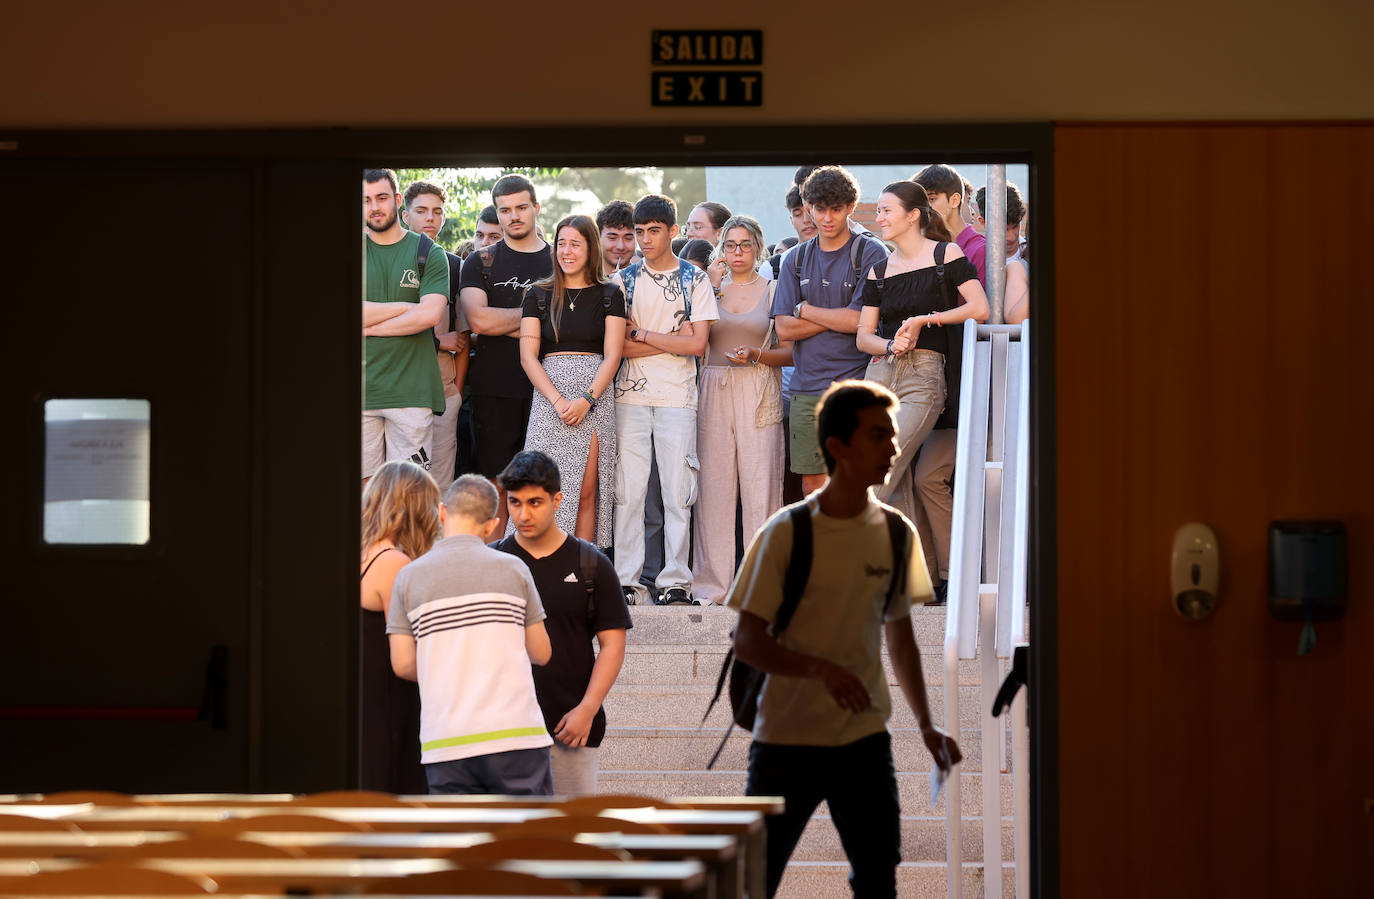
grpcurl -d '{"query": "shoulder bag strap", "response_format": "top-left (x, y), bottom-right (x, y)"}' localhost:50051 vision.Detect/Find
top-left (774, 504), bottom-right (814, 634)
top-left (883, 509), bottom-right (910, 614)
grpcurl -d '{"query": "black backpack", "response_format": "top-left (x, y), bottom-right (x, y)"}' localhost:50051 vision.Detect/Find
top-left (570, 537), bottom-right (602, 624)
top-left (702, 502), bottom-right (911, 768)
top-left (871, 241), bottom-right (965, 431)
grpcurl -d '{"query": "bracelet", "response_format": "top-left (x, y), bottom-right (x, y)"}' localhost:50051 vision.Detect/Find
top-left (885, 338), bottom-right (895, 357)
top-left (751, 347), bottom-right (761, 366)
top-left (581, 389), bottom-right (597, 408)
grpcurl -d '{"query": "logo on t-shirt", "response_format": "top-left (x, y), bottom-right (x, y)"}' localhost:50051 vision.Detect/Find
top-left (400, 269), bottom-right (420, 289)
top-left (494, 276), bottom-right (538, 291)
top-left (563, 572), bottom-right (578, 583)
top-left (864, 562), bottom-right (892, 580)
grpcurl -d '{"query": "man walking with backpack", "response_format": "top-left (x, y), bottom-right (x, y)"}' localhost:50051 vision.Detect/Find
top-left (495, 451), bottom-right (632, 795)
top-left (725, 380), bottom-right (961, 898)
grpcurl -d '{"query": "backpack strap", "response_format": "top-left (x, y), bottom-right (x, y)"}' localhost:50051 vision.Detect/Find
top-left (775, 504), bottom-right (814, 633)
top-left (882, 508), bottom-right (910, 614)
top-left (848, 232), bottom-right (870, 289)
top-left (478, 244), bottom-right (496, 298)
top-left (535, 286), bottom-right (548, 320)
top-left (602, 283), bottom-right (614, 314)
top-left (576, 538), bottom-right (598, 624)
top-left (415, 233), bottom-right (434, 284)
top-left (793, 240), bottom-right (811, 303)
top-left (620, 262), bottom-right (640, 313)
top-left (678, 257), bottom-right (697, 320)
top-left (933, 241), bottom-right (954, 311)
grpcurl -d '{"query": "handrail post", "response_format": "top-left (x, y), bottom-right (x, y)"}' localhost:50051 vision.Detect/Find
top-left (986, 164), bottom-right (1006, 324)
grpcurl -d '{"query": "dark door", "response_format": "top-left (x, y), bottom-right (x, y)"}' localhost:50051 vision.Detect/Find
top-left (0, 162), bottom-right (257, 792)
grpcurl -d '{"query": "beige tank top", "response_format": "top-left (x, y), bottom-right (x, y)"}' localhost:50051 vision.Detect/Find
top-left (706, 284), bottom-right (773, 367)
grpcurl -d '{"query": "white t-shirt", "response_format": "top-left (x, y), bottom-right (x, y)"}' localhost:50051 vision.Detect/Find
top-left (724, 495), bottom-right (932, 746)
top-left (613, 260), bottom-right (718, 408)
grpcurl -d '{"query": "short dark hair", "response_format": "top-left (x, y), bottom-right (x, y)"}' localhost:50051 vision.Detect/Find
top-left (777, 236), bottom-right (799, 253)
top-left (815, 380), bottom-right (897, 473)
top-left (634, 193), bottom-right (677, 227)
top-left (693, 201), bottom-right (731, 230)
top-left (403, 179), bottom-right (447, 208)
top-left (784, 185), bottom-right (804, 211)
top-left (975, 182), bottom-right (1027, 226)
top-left (912, 164), bottom-right (965, 205)
top-left (793, 165), bottom-right (819, 186)
top-left (801, 166), bottom-right (859, 209)
top-left (670, 237), bottom-right (689, 255)
top-left (492, 173), bottom-right (537, 204)
top-left (678, 238), bottom-right (713, 269)
top-left (596, 200), bottom-right (634, 232)
top-left (364, 168), bottom-right (399, 193)
top-left (497, 450), bottom-right (561, 495)
top-left (478, 205), bottom-right (499, 226)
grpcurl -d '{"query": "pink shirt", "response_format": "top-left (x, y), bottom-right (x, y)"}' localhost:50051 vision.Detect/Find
top-left (954, 225), bottom-right (987, 294)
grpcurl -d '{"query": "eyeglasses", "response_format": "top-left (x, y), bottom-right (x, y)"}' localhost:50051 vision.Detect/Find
top-left (723, 241), bottom-right (754, 253)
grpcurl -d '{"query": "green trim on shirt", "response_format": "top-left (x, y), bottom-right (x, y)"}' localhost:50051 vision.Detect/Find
top-left (421, 726), bottom-right (549, 752)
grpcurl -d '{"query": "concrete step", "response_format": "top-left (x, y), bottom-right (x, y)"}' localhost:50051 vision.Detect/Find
top-left (776, 861), bottom-right (1017, 899)
top-left (601, 724), bottom-right (1008, 771)
top-left (599, 768), bottom-right (1013, 818)
top-left (624, 604), bottom-right (951, 647)
top-left (616, 642), bottom-right (985, 688)
top-left (603, 683), bottom-right (1015, 736)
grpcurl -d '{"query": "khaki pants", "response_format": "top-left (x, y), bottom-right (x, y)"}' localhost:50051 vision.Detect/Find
top-left (693, 366), bottom-right (785, 605)
top-left (913, 428), bottom-right (955, 580)
top-left (864, 350), bottom-right (945, 524)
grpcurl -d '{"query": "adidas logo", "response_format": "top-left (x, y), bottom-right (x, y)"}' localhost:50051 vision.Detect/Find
top-left (563, 572), bottom-right (579, 583)
top-left (408, 447), bottom-right (431, 471)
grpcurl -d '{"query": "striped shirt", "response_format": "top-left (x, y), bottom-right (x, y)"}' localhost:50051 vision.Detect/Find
top-left (387, 534), bottom-right (551, 764)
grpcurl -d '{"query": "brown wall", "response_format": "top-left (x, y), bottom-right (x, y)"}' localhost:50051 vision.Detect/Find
top-left (1055, 123), bottom-right (1374, 896)
top-left (4, 0), bottom-right (1374, 127)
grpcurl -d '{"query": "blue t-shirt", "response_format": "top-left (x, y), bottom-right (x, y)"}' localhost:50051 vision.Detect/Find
top-left (771, 224), bottom-right (890, 396)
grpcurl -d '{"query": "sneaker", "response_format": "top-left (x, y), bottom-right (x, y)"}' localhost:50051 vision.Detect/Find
top-left (622, 585), bottom-right (639, 606)
top-left (925, 579), bottom-right (948, 607)
top-left (655, 586), bottom-right (697, 606)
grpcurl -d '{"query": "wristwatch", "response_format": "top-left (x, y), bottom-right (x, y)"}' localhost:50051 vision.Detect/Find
top-left (793, 301), bottom-right (805, 319)
top-left (629, 327), bottom-right (640, 342)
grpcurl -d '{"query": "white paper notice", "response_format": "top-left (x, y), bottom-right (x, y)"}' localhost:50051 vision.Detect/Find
top-left (44, 399), bottom-right (151, 544)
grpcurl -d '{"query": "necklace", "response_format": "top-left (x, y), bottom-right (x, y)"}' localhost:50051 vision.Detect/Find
top-left (725, 273), bottom-right (762, 288)
top-left (566, 287), bottom-right (583, 311)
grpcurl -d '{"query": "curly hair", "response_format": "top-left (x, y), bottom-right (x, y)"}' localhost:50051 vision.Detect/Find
top-left (801, 165), bottom-right (859, 209)
top-left (403, 179), bottom-right (447, 207)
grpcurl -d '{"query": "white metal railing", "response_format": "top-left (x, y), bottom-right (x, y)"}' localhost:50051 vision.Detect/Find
top-left (942, 318), bottom-right (1031, 899)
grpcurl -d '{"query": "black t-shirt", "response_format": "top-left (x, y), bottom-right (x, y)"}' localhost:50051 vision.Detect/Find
top-left (459, 241), bottom-right (553, 398)
top-left (521, 284), bottom-right (627, 358)
top-left (493, 534), bottom-right (633, 747)
top-left (859, 255), bottom-right (978, 355)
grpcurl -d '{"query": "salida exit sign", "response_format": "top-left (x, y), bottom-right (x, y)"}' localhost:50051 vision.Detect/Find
top-left (650, 29), bottom-right (763, 107)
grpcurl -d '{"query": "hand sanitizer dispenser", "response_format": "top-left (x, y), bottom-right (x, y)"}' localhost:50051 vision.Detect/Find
top-left (1171, 523), bottom-right (1219, 621)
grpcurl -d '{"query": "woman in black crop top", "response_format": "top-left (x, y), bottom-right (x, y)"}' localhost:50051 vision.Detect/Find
top-left (856, 181), bottom-right (989, 524)
top-left (518, 214), bottom-right (626, 548)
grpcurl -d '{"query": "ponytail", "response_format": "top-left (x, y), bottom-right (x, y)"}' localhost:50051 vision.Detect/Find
top-left (919, 208), bottom-right (953, 243)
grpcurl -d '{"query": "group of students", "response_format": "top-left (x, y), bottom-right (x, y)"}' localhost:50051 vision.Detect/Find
top-left (359, 161), bottom-right (1033, 896)
top-left (362, 163), bottom-right (1029, 610)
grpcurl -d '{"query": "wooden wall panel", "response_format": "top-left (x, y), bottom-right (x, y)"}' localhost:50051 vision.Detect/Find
top-left (1054, 124), bottom-right (1374, 897)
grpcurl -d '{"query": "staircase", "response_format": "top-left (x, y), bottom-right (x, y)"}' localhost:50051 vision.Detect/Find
top-left (600, 604), bottom-right (1016, 898)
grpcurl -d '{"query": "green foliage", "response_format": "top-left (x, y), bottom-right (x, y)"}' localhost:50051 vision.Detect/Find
top-left (394, 167), bottom-right (563, 251)
top-left (395, 165), bottom-right (707, 250)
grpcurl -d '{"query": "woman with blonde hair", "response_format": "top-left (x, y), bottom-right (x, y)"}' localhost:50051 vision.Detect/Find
top-left (360, 459), bottom-right (440, 794)
top-left (518, 214), bottom-right (626, 547)
top-left (693, 214), bottom-right (793, 605)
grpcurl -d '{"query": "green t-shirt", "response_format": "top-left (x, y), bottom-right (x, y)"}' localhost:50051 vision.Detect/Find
top-left (364, 231), bottom-right (449, 413)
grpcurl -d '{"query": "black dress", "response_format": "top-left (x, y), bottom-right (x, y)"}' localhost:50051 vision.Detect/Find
top-left (359, 549), bottom-right (427, 794)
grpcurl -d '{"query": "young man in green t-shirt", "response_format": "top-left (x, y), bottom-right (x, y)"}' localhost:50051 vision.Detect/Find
top-left (362, 168), bottom-right (449, 486)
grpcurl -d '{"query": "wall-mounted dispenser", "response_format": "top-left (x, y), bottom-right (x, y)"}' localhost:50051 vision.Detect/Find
top-left (1269, 521), bottom-right (1346, 621)
top-left (1171, 523), bottom-right (1219, 620)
